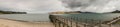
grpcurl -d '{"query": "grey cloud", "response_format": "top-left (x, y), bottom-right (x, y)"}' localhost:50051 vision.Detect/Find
top-left (0, 0), bottom-right (71, 13)
top-left (61, 0), bottom-right (120, 13)
top-left (0, 0), bottom-right (120, 13)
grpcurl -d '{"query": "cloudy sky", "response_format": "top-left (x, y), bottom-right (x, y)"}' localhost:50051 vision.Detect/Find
top-left (62, 0), bottom-right (120, 13)
top-left (0, 0), bottom-right (71, 13)
top-left (0, 0), bottom-right (120, 13)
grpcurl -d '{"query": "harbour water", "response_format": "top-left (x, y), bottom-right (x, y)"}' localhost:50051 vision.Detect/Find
top-left (56, 13), bottom-right (120, 24)
top-left (0, 14), bottom-right (50, 22)
top-left (0, 13), bottom-right (120, 23)
top-left (50, 13), bottom-right (120, 27)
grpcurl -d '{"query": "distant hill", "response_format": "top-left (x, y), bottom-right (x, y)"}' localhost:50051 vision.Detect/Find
top-left (111, 10), bottom-right (120, 13)
top-left (49, 11), bottom-right (81, 14)
top-left (0, 10), bottom-right (27, 14)
top-left (49, 10), bottom-right (120, 14)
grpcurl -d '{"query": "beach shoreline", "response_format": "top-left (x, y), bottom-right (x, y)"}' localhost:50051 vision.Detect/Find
top-left (0, 18), bottom-right (54, 27)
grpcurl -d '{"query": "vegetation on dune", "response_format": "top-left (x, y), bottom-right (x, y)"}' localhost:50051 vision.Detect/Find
top-left (0, 10), bottom-right (27, 14)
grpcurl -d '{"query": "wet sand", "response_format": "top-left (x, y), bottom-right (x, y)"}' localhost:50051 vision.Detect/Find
top-left (0, 19), bottom-right (55, 27)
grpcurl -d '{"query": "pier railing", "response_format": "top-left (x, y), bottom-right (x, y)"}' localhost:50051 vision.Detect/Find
top-left (49, 15), bottom-right (119, 27)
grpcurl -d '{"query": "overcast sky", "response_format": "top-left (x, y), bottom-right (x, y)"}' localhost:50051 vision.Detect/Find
top-left (62, 0), bottom-right (120, 13)
top-left (0, 0), bottom-right (71, 14)
top-left (0, 0), bottom-right (120, 14)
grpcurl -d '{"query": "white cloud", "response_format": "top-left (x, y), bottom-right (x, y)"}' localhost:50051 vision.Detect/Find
top-left (0, 0), bottom-right (120, 13)
top-left (0, 0), bottom-right (71, 13)
top-left (62, 0), bottom-right (120, 13)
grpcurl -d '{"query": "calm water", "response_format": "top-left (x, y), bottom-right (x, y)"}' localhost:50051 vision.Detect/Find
top-left (0, 13), bottom-right (120, 23)
top-left (57, 13), bottom-right (120, 24)
top-left (0, 14), bottom-right (50, 22)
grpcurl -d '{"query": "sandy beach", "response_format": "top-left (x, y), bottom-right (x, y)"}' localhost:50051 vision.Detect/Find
top-left (0, 19), bottom-right (55, 27)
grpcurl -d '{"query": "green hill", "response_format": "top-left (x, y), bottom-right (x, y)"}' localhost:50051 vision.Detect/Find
top-left (0, 10), bottom-right (27, 14)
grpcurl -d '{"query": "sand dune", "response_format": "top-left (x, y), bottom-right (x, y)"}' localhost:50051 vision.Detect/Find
top-left (0, 19), bottom-right (54, 27)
